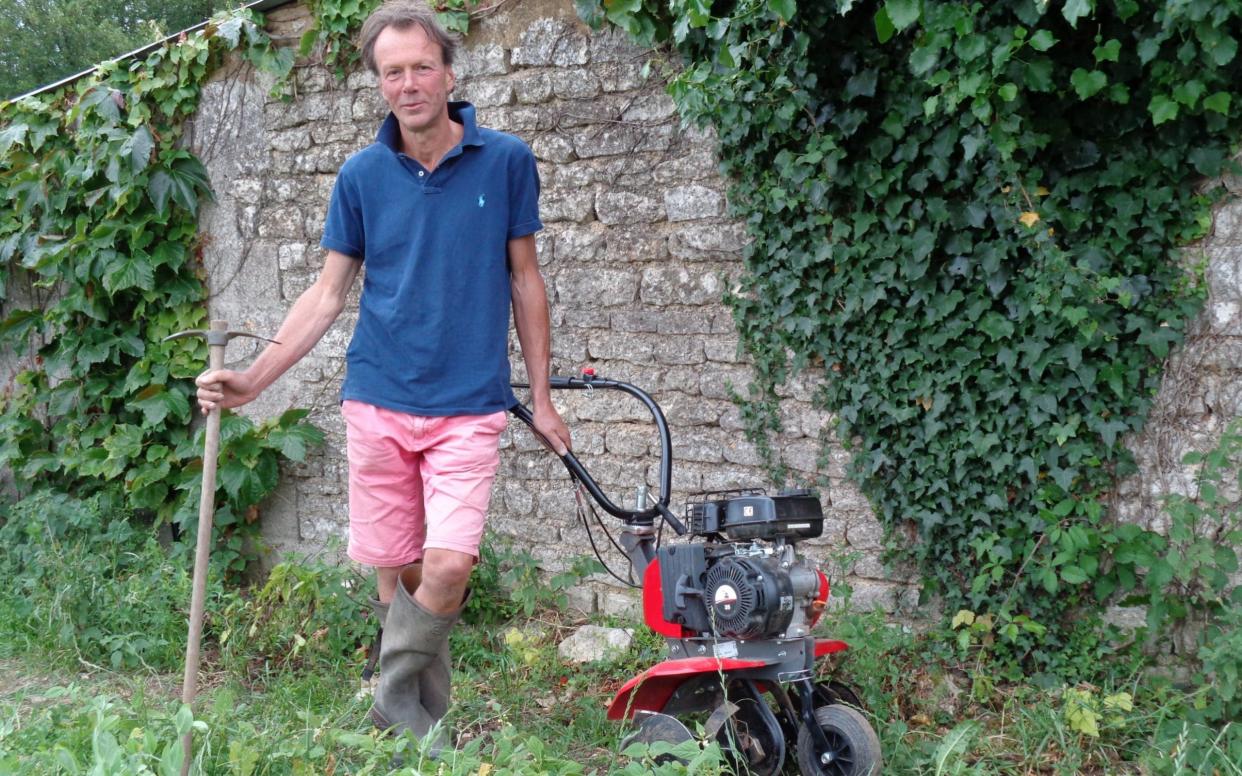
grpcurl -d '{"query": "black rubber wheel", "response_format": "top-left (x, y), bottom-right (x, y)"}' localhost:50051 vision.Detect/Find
top-left (795, 704), bottom-right (882, 776)
top-left (812, 680), bottom-right (865, 711)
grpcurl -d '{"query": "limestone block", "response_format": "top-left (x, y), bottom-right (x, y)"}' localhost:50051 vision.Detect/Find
top-left (1210, 299), bottom-right (1241, 335)
top-left (295, 67), bottom-right (332, 94)
top-left (665, 184), bottom-right (725, 222)
top-left (555, 268), bottom-right (639, 306)
top-left (587, 330), bottom-right (654, 362)
top-left (621, 92), bottom-right (676, 123)
top-left (831, 481), bottom-right (870, 511)
top-left (640, 266), bottom-right (723, 306)
top-left (606, 425), bottom-right (653, 456)
top-left (457, 43), bottom-right (509, 78)
top-left (721, 438), bottom-right (763, 467)
top-left (559, 309), bottom-right (610, 329)
top-left (608, 311), bottom-right (659, 333)
top-left (588, 27), bottom-right (644, 63)
top-left (556, 222), bottom-right (608, 261)
top-left (700, 465), bottom-right (762, 492)
top-left (345, 69), bottom-right (378, 90)
top-left (564, 586), bottom-right (597, 615)
top-left (459, 78), bottom-right (514, 108)
top-left (701, 366), bottom-right (754, 401)
top-left (669, 222), bottom-right (748, 259)
top-left (608, 310), bottom-right (708, 335)
top-left (541, 189), bottom-right (595, 223)
top-left (598, 63), bottom-right (647, 93)
top-left (704, 336), bottom-right (742, 363)
top-left (352, 90), bottom-right (387, 121)
top-left (835, 579), bottom-right (919, 613)
top-left (271, 127), bottom-right (312, 152)
top-left (1211, 201), bottom-right (1242, 246)
top-left (513, 71), bottom-right (553, 103)
top-left (531, 132), bottom-right (576, 163)
top-left (663, 393), bottom-right (727, 426)
top-left (603, 232), bottom-right (669, 262)
top-left (1206, 246), bottom-right (1241, 297)
top-left (257, 205), bottom-right (305, 239)
top-left (572, 125), bottom-right (645, 158)
top-left (845, 515), bottom-right (884, 550)
top-left (550, 69), bottom-right (601, 100)
top-left (654, 150), bottom-right (721, 184)
top-left (499, 481), bottom-right (535, 515)
top-left (573, 390), bottom-right (654, 422)
top-left (781, 438), bottom-right (821, 474)
top-left (277, 242), bottom-right (307, 271)
top-left (513, 19), bottom-right (588, 67)
top-left (596, 191), bottom-right (663, 225)
top-left (653, 338), bottom-right (705, 366)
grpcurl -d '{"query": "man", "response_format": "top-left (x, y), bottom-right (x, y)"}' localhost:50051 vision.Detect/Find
top-left (195, 0), bottom-right (571, 747)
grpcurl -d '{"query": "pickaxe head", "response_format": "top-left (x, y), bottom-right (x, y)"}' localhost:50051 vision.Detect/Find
top-left (163, 327), bottom-right (281, 348)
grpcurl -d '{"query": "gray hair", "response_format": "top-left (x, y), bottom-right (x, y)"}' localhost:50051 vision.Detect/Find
top-left (357, 1), bottom-right (460, 73)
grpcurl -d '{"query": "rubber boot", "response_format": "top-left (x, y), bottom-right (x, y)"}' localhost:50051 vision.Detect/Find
top-left (370, 578), bottom-right (462, 754)
top-left (367, 598), bottom-right (452, 720)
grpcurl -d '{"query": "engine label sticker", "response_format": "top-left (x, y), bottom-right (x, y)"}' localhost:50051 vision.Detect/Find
top-left (713, 641), bottom-right (739, 658)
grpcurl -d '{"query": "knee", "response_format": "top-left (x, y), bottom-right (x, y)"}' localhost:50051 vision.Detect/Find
top-left (420, 551), bottom-right (474, 593)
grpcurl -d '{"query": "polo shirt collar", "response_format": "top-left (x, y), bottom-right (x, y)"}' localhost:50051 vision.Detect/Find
top-left (376, 101), bottom-right (484, 152)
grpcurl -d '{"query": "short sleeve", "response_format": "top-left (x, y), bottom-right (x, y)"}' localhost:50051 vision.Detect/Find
top-left (321, 167), bottom-right (365, 259)
top-left (506, 143), bottom-right (543, 240)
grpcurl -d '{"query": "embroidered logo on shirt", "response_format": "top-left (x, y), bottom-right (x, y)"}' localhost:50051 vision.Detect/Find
top-left (478, 194), bottom-right (486, 208)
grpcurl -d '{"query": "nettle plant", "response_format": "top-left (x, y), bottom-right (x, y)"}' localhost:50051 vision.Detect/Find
top-left (0, 10), bottom-right (320, 574)
top-left (578, 0), bottom-right (1242, 665)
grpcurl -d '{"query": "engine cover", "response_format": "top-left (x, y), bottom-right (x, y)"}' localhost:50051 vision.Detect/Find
top-left (702, 556), bottom-right (794, 639)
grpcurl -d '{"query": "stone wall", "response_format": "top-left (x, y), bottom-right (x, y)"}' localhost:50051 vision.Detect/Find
top-left (180, 0), bottom-right (1239, 621)
top-left (185, 0), bottom-right (916, 617)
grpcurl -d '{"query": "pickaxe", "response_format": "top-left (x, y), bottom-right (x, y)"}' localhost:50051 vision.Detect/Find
top-left (163, 319), bottom-right (278, 775)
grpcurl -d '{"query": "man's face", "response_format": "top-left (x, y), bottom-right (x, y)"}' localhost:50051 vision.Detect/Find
top-left (374, 24), bottom-right (455, 138)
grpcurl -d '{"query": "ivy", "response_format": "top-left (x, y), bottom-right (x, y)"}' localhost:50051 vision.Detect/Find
top-left (578, 0), bottom-right (1241, 668)
top-left (0, 9), bottom-right (318, 575)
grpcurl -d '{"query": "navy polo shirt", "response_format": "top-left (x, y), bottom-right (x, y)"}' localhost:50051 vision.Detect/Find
top-left (321, 102), bottom-right (542, 416)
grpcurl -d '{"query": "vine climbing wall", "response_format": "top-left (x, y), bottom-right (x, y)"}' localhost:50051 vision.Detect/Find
top-left (183, 0), bottom-right (1240, 623)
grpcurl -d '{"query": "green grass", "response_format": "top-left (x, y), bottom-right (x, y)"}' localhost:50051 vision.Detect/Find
top-left (0, 490), bottom-right (1238, 774)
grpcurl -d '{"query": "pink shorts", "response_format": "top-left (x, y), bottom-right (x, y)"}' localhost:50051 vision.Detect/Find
top-left (342, 400), bottom-right (507, 568)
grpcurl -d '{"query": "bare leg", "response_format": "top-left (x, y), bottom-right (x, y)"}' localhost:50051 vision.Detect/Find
top-left (415, 548), bottom-right (474, 613)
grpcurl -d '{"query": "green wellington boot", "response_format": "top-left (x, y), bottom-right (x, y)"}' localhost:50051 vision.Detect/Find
top-left (366, 599), bottom-right (452, 721)
top-left (370, 579), bottom-right (462, 753)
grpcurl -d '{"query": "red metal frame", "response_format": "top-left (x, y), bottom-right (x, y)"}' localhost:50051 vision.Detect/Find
top-left (606, 656), bottom-right (769, 720)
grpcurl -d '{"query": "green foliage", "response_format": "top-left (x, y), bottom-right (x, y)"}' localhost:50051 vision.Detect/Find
top-left (576, 0), bottom-right (1241, 662)
top-left (465, 538), bottom-right (606, 624)
top-left (300, 0), bottom-right (497, 78)
top-left (0, 0), bottom-right (235, 100)
top-left (220, 554), bottom-right (375, 674)
top-left (0, 8), bottom-right (313, 575)
top-left (0, 489), bottom-right (203, 671)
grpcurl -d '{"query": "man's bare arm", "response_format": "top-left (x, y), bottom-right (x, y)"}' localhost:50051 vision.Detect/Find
top-left (195, 250), bottom-right (361, 413)
top-left (509, 234), bottom-right (571, 454)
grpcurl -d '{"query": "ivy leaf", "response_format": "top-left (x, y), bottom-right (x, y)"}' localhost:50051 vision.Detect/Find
top-left (1061, 0), bottom-right (1093, 28)
top-left (148, 156), bottom-right (213, 217)
top-left (874, 7), bottom-right (895, 43)
top-left (1172, 79), bottom-right (1206, 107)
top-left (767, 0), bottom-right (796, 21)
top-left (130, 127), bottom-right (155, 173)
top-left (103, 255), bottom-right (156, 295)
top-left (884, 0), bottom-right (921, 30)
top-left (1028, 30), bottom-right (1057, 52)
top-left (573, 0), bottom-right (607, 28)
top-left (1148, 94), bottom-right (1179, 126)
top-left (1093, 39), bottom-right (1120, 63)
top-left (1019, 211), bottom-right (1040, 227)
top-left (1203, 91), bottom-right (1232, 114)
top-left (1069, 68), bottom-right (1107, 98)
top-left (0, 123), bottom-right (28, 156)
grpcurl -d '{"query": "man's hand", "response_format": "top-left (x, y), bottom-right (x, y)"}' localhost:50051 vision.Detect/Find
top-left (531, 402), bottom-right (572, 456)
top-left (195, 369), bottom-right (259, 414)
